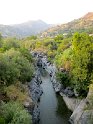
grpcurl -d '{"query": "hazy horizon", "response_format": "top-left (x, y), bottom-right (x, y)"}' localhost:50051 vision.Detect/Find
top-left (0, 0), bottom-right (93, 25)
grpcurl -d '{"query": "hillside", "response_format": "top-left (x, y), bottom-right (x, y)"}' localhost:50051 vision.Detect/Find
top-left (0, 12), bottom-right (93, 38)
top-left (0, 20), bottom-right (52, 38)
top-left (40, 12), bottom-right (93, 37)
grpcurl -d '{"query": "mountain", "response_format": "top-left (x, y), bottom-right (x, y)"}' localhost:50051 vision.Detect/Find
top-left (40, 12), bottom-right (93, 37)
top-left (0, 20), bottom-right (52, 38)
top-left (1, 12), bottom-right (93, 38)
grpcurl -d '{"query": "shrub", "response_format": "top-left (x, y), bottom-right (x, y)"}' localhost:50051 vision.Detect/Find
top-left (0, 101), bottom-right (32, 124)
top-left (0, 116), bottom-right (5, 124)
top-left (56, 71), bottom-right (71, 87)
top-left (19, 48), bottom-right (33, 62)
top-left (71, 32), bottom-right (93, 96)
top-left (5, 84), bottom-right (28, 103)
top-left (0, 49), bottom-right (34, 85)
top-left (0, 52), bottom-right (20, 86)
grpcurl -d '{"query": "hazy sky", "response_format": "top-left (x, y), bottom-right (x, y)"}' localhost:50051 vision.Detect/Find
top-left (0, 0), bottom-right (93, 25)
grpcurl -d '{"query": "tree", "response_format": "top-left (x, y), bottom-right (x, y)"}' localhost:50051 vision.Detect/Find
top-left (27, 35), bottom-right (37, 40)
top-left (2, 38), bottom-right (19, 51)
top-left (54, 34), bottom-right (63, 42)
top-left (0, 102), bottom-right (32, 124)
top-left (71, 32), bottom-right (93, 96)
top-left (0, 49), bottom-right (34, 86)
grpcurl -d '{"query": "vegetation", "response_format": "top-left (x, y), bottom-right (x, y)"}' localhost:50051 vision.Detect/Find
top-left (0, 101), bottom-right (32, 124)
top-left (40, 12), bottom-right (93, 38)
top-left (71, 32), bottom-right (93, 96)
top-left (0, 22), bottom-right (93, 123)
top-left (0, 36), bottom-right (34, 123)
top-left (22, 33), bottom-right (93, 97)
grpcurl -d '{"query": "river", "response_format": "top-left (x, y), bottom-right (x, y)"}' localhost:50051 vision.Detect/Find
top-left (39, 68), bottom-right (71, 124)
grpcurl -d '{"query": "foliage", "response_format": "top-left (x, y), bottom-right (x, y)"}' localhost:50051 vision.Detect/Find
top-left (27, 35), bottom-right (37, 40)
top-left (57, 38), bottom-right (71, 53)
top-left (0, 101), bottom-right (32, 124)
top-left (17, 56), bottom-right (33, 83)
top-left (0, 48), bottom-right (34, 87)
top-left (56, 71), bottom-right (71, 87)
top-left (2, 38), bottom-right (19, 51)
top-left (0, 52), bottom-right (20, 86)
top-left (19, 48), bottom-right (33, 62)
top-left (0, 36), bottom-right (33, 124)
top-left (55, 48), bottom-right (72, 70)
top-left (54, 34), bottom-right (63, 42)
top-left (5, 84), bottom-right (28, 103)
top-left (54, 32), bottom-right (93, 96)
top-left (0, 30), bottom-right (92, 103)
top-left (71, 32), bottom-right (93, 96)
top-left (0, 116), bottom-right (5, 124)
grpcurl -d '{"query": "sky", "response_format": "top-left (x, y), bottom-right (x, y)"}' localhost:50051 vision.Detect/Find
top-left (0, 0), bottom-right (93, 25)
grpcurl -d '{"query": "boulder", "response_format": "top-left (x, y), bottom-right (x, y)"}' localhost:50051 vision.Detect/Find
top-left (69, 99), bottom-right (88, 124)
top-left (54, 83), bottom-right (61, 93)
top-left (28, 69), bottom-right (43, 124)
top-left (69, 84), bottom-right (93, 124)
top-left (23, 97), bottom-right (33, 108)
top-left (32, 105), bottom-right (40, 124)
top-left (64, 87), bottom-right (74, 97)
top-left (60, 92), bottom-right (81, 111)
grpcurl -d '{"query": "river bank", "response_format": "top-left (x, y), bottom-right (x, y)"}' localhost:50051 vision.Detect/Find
top-left (39, 54), bottom-right (93, 124)
top-left (30, 52), bottom-right (93, 124)
top-left (29, 52), bottom-right (72, 124)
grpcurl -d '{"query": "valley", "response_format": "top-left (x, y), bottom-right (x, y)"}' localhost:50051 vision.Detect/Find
top-left (0, 12), bottom-right (93, 124)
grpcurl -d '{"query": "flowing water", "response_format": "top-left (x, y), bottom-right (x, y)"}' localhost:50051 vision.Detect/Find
top-left (39, 69), bottom-right (71, 124)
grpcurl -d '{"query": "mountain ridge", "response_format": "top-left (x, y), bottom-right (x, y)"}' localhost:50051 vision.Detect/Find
top-left (0, 12), bottom-right (93, 38)
top-left (40, 12), bottom-right (93, 37)
top-left (0, 20), bottom-right (53, 38)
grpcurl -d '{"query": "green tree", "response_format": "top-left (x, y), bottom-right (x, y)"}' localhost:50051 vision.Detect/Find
top-left (54, 34), bottom-right (63, 42)
top-left (27, 35), bottom-right (37, 40)
top-left (0, 52), bottom-right (20, 86)
top-left (0, 102), bottom-right (32, 124)
top-left (2, 38), bottom-right (19, 51)
top-left (0, 48), bottom-right (34, 86)
top-left (19, 48), bottom-right (33, 62)
top-left (71, 32), bottom-right (93, 96)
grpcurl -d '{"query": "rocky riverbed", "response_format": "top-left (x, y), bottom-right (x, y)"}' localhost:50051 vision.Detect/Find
top-left (29, 52), bottom-right (93, 124)
top-left (37, 53), bottom-right (93, 124)
top-left (28, 68), bottom-right (43, 124)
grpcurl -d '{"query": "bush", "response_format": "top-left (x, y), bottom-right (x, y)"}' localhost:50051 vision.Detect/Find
top-left (0, 116), bottom-right (5, 124)
top-left (0, 49), bottom-right (34, 85)
top-left (2, 38), bottom-right (19, 51)
top-left (56, 71), bottom-right (71, 87)
top-left (5, 84), bottom-right (28, 103)
top-left (71, 32), bottom-right (93, 96)
top-left (19, 48), bottom-right (33, 62)
top-left (0, 52), bottom-right (20, 86)
top-left (16, 56), bottom-right (34, 83)
top-left (0, 101), bottom-right (32, 124)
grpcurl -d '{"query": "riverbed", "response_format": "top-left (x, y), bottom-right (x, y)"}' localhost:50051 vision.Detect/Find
top-left (39, 68), bottom-right (71, 124)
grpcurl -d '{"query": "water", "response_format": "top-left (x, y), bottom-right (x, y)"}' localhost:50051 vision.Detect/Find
top-left (39, 69), bottom-right (71, 124)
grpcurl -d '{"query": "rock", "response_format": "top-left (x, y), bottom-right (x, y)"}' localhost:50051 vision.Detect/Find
top-left (79, 110), bottom-right (93, 124)
top-left (69, 99), bottom-right (88, 124)
top-left (30, 81), bottom-right (43, 102)
top-left (61, 95), bottom-right (81, 111)
top-left (32, 105), bottom-right (40, 124)
top-left (69, 84), bottom-right (93, 124)
top-left (54, 83), bottom-right (62, 93)
top-left (59, 68), bottom-right (66, 72)
top-left (74, 89), bottom-right (79, 97)
top-left (64, 87), bottom-right (74, 97)
top-left (23, 97), bottom-right (33, 108)
top-left (28, 68), bottom-right (43, 124)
